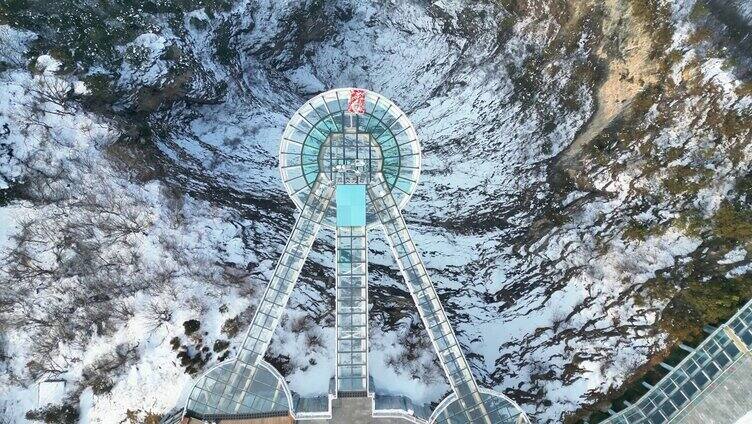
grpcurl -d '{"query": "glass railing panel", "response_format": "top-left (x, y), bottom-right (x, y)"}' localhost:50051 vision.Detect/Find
top-left (367, 176), bottom-right (494, 423)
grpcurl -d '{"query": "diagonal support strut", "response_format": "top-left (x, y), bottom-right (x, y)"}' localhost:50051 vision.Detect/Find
top-left (368, 176), bottom-right (493, 424)
top-left (186, 177), bottom-right (334, 415)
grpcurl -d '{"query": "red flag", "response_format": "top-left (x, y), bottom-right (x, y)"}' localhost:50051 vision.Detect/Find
top-left (347, 89), bottom-right (366, 114)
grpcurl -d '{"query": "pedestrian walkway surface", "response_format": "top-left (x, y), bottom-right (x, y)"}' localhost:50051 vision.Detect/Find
top-left (303, 397), bottom-right (412, 424)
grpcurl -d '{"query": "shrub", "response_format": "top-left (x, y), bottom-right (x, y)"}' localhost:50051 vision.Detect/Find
top-left (629, 0), bottom-right (655, 23)
top-left (221, 317), bottom-right (241, 338)
top-left (687, 27), bottom-right (713, 44)
top-left (682, 279), bottom-right (752, 324)
top-left (660, 276), bottom-right (752, 340)
top-left (713, 202), bottom-right (752, 242)
top-left (143, 412), bottom-right (161, 424)
top-left (624, 221), bottom-right (665, 241)
top-left (25, 403), bottom-right (79, 424)
top-left (719, 111), bottom-right (748, 141)
top-left (689, 2), bottom-right (710, 21)
top-left (674, 211), bottom-right (705, 237)
top-left (643, 275), bottom-right (678, 302)
top-left (81, 344), bottom-right (138, 395)
top-left (86, 373), bottom-right (114, 396)
top-left (736, 82), bottom-right (752, 98)
top-left (213, 340), bottom-right (230, 352)
top-left (169, 337), bottom-right (181, 350)
top-left (176, 347), bottom-right (208, 375)
top-left (183, 319), bottom-right (201, 335)
top-left (123, 410), bottom-right (162, 424)
top-left (662, 166), bottom-right (712, 196)
top-left (658, 298), bottom-right (703, 341)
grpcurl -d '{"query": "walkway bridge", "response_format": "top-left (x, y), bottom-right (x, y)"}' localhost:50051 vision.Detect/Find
top-left (163, 89), bottom-right (529, 424)
top-left (600, 298), bottom-right (752, 424)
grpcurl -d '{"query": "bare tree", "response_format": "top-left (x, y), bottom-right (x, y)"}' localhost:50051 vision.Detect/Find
top-left (0, 26), bottom-right (34, 69)
top-left (144, 301), bottom-right (173, 330)
top-left (23, 76), bottom-right (74, 116)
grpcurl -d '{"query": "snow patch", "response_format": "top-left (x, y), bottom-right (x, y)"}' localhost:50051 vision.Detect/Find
top-left (35, 54), bottom-right (61, 74)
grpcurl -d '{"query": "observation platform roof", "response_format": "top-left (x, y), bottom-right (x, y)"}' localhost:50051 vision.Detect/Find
top-left (279, 88), bottom-right (421, 229)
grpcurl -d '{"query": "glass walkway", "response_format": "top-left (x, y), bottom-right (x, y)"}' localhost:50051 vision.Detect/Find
top-left (602, 298), bottom-right (752, 424)
top-left (168, 89), bottom-right (530, 424)
top-left (335, 185), bottom-right (369, 395)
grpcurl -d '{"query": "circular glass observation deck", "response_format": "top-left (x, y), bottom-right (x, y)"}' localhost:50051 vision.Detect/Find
top-left (279, 88), bottom-right (421, 229)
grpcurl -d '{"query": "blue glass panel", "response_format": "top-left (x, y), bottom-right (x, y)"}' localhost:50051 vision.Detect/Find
top-left (336, 185), bottom-right (366, 227)
top-left (742, 330), bottom-right (752, 345)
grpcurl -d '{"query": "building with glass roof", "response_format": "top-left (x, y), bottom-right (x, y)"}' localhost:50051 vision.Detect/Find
top-left (599, 298), bottom-right (752, 424)
top-left (163, 89), bottom-right (530, 424)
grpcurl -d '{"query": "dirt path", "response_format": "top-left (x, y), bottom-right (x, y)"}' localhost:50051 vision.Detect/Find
top-left (558, 0), bottom-right (660, 170)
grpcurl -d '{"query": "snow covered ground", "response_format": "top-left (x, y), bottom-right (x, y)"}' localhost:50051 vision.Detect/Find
top-left (1, 0), bottom-right (752, 423)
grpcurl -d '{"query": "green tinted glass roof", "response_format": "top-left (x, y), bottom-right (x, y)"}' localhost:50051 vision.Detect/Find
top-left (279, 88), bottom-right (421, 229)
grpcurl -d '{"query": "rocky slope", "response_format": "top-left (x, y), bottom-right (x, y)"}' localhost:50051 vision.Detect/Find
top-left (1, 0), bottom-right (751, 423)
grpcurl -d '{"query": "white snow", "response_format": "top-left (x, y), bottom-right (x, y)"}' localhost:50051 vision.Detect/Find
top-left (35, 54), bottom-right (61, 75)
top-left (0, 66), bottom-right (260, 422)
top-left (1, 1), bottom-right (751, 422)
top-left (701, 58), bottom-right (741, 102)
top-left (119, 32), bottom-right (174, 88)
top-left (720, 247), bottom-right (747, 265)
top-left (0, 24), bottom-right (35, 67)
top-left (37, 380), bottom-right (66, 407)
top-left (73, 80), bottom-right (90, 95)
top-left (736, 410), bottom-right (752, 424)
top-left (369, 329), bottom-right (449, 403)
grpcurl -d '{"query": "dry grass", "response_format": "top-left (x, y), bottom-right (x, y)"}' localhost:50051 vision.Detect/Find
top-left (687, 26), bottom-right (713, 45)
